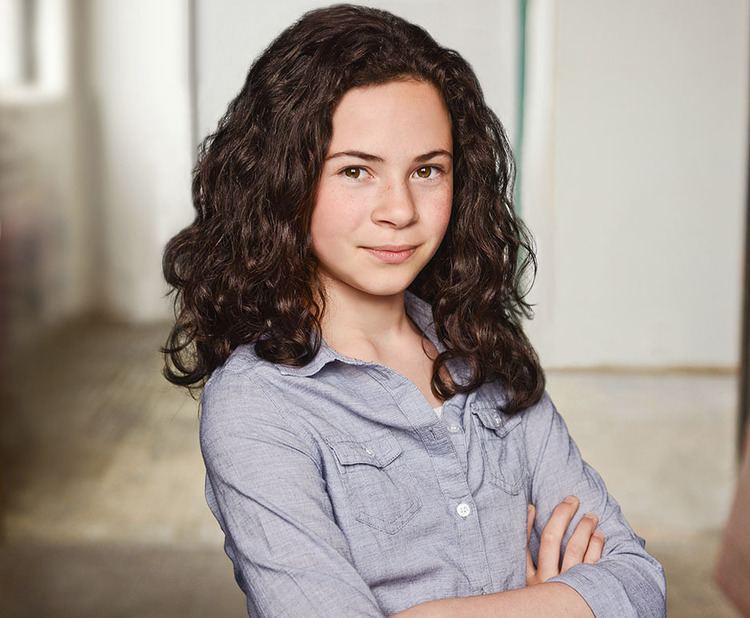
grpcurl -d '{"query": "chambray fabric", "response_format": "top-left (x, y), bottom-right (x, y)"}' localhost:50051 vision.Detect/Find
top-left (199, 289), bottom-right (666, 617)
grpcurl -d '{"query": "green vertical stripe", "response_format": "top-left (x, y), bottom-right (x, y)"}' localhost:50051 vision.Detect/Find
top-left (514, 0), bottom-right (528, 215)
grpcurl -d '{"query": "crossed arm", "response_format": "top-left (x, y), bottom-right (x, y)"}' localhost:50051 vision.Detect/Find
top-left (200, 374), bottom-right (666, 617)
top-left (394, 398), bottom-right (666, 618)
top-left (391, 496), bottom-right (601, 617)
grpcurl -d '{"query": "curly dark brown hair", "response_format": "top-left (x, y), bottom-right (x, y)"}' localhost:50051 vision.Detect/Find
top-left (162, 3), bottom-right (545, 414)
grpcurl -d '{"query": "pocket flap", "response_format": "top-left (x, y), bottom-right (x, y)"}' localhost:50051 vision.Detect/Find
top-left (470, 404), bottom-right (523, 437)
top-left (328, 431), bottom-right (403, 468)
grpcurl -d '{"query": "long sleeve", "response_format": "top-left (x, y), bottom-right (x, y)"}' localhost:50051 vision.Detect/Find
top-left (199, 366), bottom-right (387, 618)
top-left (524, 391), bottom-right (667, 617)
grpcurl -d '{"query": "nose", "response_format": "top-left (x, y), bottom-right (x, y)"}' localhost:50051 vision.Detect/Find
top-left (372, 178), bottom-right (418, 227)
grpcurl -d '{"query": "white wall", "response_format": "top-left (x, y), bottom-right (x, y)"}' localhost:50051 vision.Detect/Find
top-left (87, 0), bottom-right (194, 322)
top-left (195, 0), bottom-right (519, 150)
top-left (523, 0), bottom-right (749, 370)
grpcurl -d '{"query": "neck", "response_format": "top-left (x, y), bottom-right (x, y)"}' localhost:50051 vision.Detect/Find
top-left (317, 278), bottom-right (421, 360)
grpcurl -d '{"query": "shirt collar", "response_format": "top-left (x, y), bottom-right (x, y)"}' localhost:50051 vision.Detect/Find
top-left (275, 289), bottom-right (447, 377)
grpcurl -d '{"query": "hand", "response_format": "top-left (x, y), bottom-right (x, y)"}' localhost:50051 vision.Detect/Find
top-left (525, 496), bottom-right (605, 586)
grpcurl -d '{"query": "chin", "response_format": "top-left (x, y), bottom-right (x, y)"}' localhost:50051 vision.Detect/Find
top-left (348, 273), bottom-right (417, 298)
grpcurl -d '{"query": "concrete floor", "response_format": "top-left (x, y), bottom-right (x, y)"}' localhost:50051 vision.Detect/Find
top-left (0, 319), bottom-right (742, 617)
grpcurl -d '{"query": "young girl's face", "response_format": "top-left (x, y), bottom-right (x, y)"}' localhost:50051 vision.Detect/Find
top-left (310, 79), bottom-right (453, 299)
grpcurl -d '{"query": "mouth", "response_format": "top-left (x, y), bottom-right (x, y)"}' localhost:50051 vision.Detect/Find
top-left (362, 245), bottom-right (418, 264)
top-left (365, 244), bottom-right (418, 252)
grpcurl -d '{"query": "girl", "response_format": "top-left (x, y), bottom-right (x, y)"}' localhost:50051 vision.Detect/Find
top-left (162, 4), bottom-right (666, 617)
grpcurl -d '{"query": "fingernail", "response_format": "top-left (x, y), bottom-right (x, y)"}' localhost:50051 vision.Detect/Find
top-left (584, 512), bottom-right (598, 521)
top-left (563, 495), bottom-right (578, 504)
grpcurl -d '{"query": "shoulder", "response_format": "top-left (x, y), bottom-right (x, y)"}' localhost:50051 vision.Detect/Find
top-left (518, 389), bottom-right (558, 435)
top-left (514, 389), bottom-right (579, 478)
top-left (200, 343), bottom-right (285, 438)
top-left (199, 344), bottom-right (323, 470)
top-left (499, 389), bottom-right (566, 459)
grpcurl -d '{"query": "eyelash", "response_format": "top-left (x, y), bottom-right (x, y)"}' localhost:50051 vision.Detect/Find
top-left (338, 165), bottom-right (445, 182)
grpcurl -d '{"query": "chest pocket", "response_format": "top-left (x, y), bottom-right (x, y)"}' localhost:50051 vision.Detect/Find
top-left (470, 404), bottom-right (527, 495)
top-left (325, 430), bottom-right (422, 535)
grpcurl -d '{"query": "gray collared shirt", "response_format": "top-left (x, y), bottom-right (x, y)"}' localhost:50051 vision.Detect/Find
top-left (199, 290), bottom-right (666, 617)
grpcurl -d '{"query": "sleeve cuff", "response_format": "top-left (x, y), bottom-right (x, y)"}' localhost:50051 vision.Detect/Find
top-left (547, 563), bottom-right (639, 618)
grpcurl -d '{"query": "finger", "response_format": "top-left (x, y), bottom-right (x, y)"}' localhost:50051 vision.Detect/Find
top-left (527, 504), bottom-right (535, 541)
top-left (537, 495), bottom-right (580, 581)
top-left (526, 546), bottom-right (536, 582)
top-left (583, 529), bottom-right (605, 564)
top-left (526, 504), bottom-right (536, 580)
top-left (561, 512), bottom-right (598, 572)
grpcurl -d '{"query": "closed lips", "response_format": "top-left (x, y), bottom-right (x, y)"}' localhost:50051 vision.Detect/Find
top-left (367, 245), bottom-right (416, 251)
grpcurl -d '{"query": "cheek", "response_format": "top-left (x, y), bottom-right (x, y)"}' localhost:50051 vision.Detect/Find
top-left (431, 184), bottom-right (453, 233)
top-left (310, 187), bottom-right (361, 247)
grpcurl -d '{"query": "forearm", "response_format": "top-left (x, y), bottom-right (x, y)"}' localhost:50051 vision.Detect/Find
top-left (388, 582), bottom-right (593, 618)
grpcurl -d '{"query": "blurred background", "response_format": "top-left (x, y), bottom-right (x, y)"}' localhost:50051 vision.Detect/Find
top-left (0, 0), bottom-right (747, 616)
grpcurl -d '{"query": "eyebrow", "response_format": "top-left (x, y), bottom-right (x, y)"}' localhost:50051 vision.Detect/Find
top-left (325, 149), bottom-right (453, 163)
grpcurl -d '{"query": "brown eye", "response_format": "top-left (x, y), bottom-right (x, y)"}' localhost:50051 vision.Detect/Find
top-left (343, 167), bottom-right (363, 179)
top-left (415, 166), bottom-right (440, 179)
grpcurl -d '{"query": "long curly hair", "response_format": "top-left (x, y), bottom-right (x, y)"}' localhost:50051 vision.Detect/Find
top-left (162, 3), bottom-right (545, 414)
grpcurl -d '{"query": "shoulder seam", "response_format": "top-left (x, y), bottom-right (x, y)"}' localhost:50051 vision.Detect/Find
top-left (253, 375), bottom-right (325, 476)
top-left (202, 364), bottom-right (325, 477)
top-left (528, 392), bottom-right (556, 483)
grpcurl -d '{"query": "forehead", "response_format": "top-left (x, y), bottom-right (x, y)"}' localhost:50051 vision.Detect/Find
top-left (328, 80), bottom-right (452, 152)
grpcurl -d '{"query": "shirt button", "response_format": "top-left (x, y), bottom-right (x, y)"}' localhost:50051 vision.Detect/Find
top-left (456, 502), bottom-right (471, 518)
top-left (448, 424), bottom-right (461, 433)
